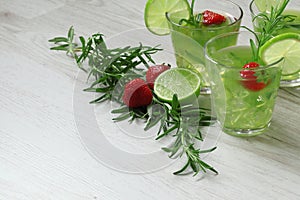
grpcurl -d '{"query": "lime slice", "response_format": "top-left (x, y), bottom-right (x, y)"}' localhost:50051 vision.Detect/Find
top-left (259, 33), bottom-right (300, 75)
top-left (144, 0), bottom-right (190, 35)
top-left (254, 0), bottom-right (284, 12)
top-left (154, 68), bottom-right (201, 103)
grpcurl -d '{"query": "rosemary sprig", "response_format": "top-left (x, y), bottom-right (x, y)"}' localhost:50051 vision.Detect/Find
top-left (49, 27), bottom-right (217, 176)
top-left (49, 26), bottom-right (162, 103)
top-left (113, 94), bottom-right (218, 175)
top-left (179, 0), bottom-right (203, 26)
top-left (246, 0), bottom-right (295, 62)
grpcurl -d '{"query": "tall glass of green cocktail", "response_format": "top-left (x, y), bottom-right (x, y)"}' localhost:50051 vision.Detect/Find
top-left (204, 31), bottom-right (284, 137)
top-left (166, 0), bottom-right (243, 94)
top-left (250, 0), bottom-right (300, 87)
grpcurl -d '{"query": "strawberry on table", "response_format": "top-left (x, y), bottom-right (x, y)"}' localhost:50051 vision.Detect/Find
top-left (122, 78), bottom-right (153, 108)
top-left (202, 10), bottom-right (226, 26)
top-left (240, 62), bottom-right (267, 91)
top-left (146, 64), bottom-right (171, 89)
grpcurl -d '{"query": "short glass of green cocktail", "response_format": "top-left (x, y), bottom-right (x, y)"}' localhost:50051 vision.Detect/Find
top-left (204, 31), bottom-right (284, 137)
top-left (166, 0), bottom-right (243, 94)
top-left (250, 0), bottom-right (300, 87)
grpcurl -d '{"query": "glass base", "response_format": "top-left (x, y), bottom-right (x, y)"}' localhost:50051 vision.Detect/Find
top-left (222, 122), bottom-right (270, 137)
top-left (280, 78), bottom-right (300, 88)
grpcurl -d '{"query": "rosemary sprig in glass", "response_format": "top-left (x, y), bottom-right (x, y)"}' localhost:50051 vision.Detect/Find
top-left (245, 0), bottom-right (295, 62)
top-left (179, 0), bottom-right (203, 26)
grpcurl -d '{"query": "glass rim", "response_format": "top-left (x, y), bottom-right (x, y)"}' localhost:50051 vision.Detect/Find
top-left (166, 0), bottom-right (243, 31)
top-left (204, 31), bottom-right (285, 71)
top-left (249, 0), bottom-right (256, 16)
top-left (250, 0), bottom-right (300, 15)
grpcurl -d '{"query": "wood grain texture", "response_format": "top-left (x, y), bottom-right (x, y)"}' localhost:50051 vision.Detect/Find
top-left (0, 0), bottom-right (299, 199)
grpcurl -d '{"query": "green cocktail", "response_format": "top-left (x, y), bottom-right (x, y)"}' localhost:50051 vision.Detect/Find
top-left (205, 31), bottom-right (284, 136)
top-left (166, 0), bottom-right (243, 94)
top-left (250, 0), bottom-right (300, 87)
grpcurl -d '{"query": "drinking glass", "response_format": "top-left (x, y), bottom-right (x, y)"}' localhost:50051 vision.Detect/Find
top-left (250, 0), bottom-right (300, 87)
top-left (204, 31), bottom-right (284, 137)
top-left (166, 0), bottom-right (243, 94)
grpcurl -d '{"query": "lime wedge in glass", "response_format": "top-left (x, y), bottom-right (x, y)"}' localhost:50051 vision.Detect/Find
top-left (259, 33), bottom-right (300, 75)
top-left (154, 68), bottom-right (201, 103)
top-left (254, 0), bottom-right (285, 12)
top-left (144, 0), bottom-right (190, 35)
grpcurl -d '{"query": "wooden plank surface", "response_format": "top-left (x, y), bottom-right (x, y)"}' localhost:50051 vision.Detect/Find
top-left (0, 0), bottom-right (299, 199)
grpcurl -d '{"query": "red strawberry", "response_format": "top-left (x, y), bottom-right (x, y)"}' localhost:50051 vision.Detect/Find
top-left (202, 10), bottom-right (226, 26)
top-left (122, 78), bottom-right (153, 108)
top-left (240, 62), bottom-right (267, 91)
top-left (146, 64), bottom-right (171, 89)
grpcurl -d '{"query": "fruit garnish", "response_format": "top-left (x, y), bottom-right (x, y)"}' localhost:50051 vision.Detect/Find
top-left (146, 64), bottom-right (171, 89)
top-left (247, 0), bottom-right (292, 61)
top-left (202, 10), bottom-right (226, 26)
top-left (259, 32), bottom-right (300, 76)
top-left (49, 27), bottom-right (217, 177)
top-left (122, 78), bottom-right (153, 108)
top-left (240, 62), bottom-right (267, 91)
top-left (144, 0), bottom-right (229, 34)
top-left (144, 0), bottom-right (190, 35)
top-left (154, 68), bottom-right (201, 103)
top-left (240, 62), bottom-right (260, 78)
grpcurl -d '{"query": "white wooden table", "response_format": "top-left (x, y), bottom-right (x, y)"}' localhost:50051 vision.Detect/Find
top-left (1, 0), bottom-right (299, 199)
